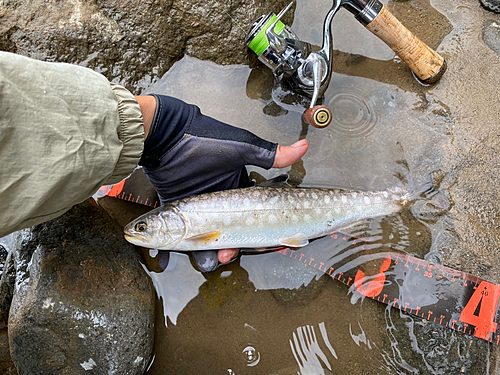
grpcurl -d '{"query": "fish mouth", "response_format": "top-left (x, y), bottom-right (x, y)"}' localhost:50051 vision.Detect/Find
top-left (124, 233), bottom-right (147, 246)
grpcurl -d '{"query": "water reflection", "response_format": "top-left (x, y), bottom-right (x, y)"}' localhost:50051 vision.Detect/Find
top-left (290, 323), bottom-right (338, 375)
top-left (327, 86), bottom-right (378, 137)
top-left (145, 253), bottom-right (206, 326)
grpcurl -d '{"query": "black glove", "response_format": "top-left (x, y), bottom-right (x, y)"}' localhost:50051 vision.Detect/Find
top-left (139, 94), bottom-right (277, 203)
top-left (139, 94), bottom-right (278, 272)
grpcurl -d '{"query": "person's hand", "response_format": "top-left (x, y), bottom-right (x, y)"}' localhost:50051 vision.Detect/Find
top-left (135, 94), bottom-right (308, 271)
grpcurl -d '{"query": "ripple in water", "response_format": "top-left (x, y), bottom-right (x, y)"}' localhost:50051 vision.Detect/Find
top-left (327, 88), bottom-right (378, 137)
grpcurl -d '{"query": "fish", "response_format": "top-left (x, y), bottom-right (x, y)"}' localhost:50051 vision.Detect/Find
top-left (123, 186), bottom-right (413, 251)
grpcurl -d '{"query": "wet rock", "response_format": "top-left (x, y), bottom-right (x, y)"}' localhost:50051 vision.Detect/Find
top-left (191, 250), bottom-right (219, 273)
top-left (482, 19), bottom-right (500, 57)
top-left (8, 200), bottom-right (155, 374)
top-left (0, 248), bottom-right (15, 329)
top-left (0, 328), bottom-right (16, 375)
top-left (480, 0), bottom-right (500, 13)
top-left (0, 0), bottom-right (294, 93)
top-left (0, 243), bottom-right (13, 329)
top-left (0, 244), bottom-right (16, 375)
top-left (0, 245), bottom-right (7, 275)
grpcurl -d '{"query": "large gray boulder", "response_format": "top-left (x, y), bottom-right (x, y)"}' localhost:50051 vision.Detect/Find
top-left (8, 200), bottom-right (155, 374)
top-left (0, 0), bottom-right (293, 93)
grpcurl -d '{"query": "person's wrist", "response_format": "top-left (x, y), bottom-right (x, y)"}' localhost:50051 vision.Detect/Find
top-left (134, 95), bottom-right (157, 140)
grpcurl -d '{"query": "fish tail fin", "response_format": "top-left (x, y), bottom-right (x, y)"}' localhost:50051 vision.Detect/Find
top-left (394, 156), bottom-right (451, 220)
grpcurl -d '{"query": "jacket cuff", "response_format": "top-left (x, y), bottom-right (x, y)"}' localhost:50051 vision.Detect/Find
top-left (106, 83), bottom-right (145, 184)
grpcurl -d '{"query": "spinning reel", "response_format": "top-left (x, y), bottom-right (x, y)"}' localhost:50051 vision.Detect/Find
top-left (246, 0), bottom-right (446, 128)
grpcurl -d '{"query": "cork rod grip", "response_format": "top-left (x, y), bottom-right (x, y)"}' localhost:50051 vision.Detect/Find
top-left (365, 5), bottom-right (446, 83)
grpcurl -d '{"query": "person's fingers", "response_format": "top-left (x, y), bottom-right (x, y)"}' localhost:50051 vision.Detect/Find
top-left (218, 248), bottom-right (240, 264)
top-left (272, 139), bottom-right (309, 168)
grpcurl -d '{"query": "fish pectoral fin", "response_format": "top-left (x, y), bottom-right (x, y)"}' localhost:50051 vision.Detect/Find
top-left (185, 231), bottom-right (222, 245)
top-left (279, 233), bottom-right (309, 248)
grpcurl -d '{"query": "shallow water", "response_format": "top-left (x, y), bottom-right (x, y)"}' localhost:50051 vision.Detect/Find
top-left (138, 0), bottom-right (499, 373)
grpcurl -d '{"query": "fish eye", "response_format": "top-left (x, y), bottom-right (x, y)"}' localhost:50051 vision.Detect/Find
top-left (135, 221), bottom-right (147, 232)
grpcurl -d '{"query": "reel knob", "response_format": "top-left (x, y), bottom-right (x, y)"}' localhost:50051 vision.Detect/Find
top-left (303, 105), bottom-right (332, 128)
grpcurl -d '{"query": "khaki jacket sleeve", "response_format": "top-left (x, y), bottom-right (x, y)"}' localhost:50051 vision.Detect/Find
top-left (0, 52), bottom-right (144, 238)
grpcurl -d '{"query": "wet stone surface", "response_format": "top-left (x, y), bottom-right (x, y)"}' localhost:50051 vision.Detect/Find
top-left (481, 0), bottom-right (500, 13)
top-left (483, 19), bottom-right (500, 56)
top-left (0, 243), bottom-right (16, 375)
top-left (7, 201), bottom-right (155, 374)
top-left (0, 327), bottom-right (16, 375)
top-left (0, 245), bottom-right (7, 275)
top-left (0, 247), bottom-right (15, 329)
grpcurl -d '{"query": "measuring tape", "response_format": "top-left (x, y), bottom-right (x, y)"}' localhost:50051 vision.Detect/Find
top-left (99, 168), bottom-right (160, 208)
top-left (277, 235), bottom-right (500, 345)
top-left (101, 169), bottom-right (500, 345)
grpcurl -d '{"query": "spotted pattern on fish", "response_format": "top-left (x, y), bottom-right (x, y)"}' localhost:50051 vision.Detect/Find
top-left (124, 186), bottom-right (411, 251)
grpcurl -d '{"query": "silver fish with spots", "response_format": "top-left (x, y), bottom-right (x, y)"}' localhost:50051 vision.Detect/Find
top-left (123, 186), bottom-right (412, 251)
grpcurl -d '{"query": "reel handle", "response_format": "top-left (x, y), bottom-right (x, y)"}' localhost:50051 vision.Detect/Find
top-left (364, 5), bottom-right (446, 84)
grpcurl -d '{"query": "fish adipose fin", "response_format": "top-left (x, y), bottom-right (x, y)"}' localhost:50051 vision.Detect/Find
top-left (279, 233), bottom-right (309, 248)
top-left (185, 231), bottom-right (222, 245)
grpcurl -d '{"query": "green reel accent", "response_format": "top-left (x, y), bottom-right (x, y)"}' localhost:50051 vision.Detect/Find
top-left (247, 15), bottom-right (286, 56)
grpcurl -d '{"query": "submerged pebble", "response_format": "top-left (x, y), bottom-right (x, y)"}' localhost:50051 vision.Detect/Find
top-left (482, 19), bottom-right (500, 56)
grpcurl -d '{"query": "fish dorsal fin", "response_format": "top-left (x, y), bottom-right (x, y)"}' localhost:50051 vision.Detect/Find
top-left (279, 233), bottom-right (309, 248)
top-left (257, 174), bottom-right (291, 188)
top-left (185, 231), bottom-right (222, 245)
